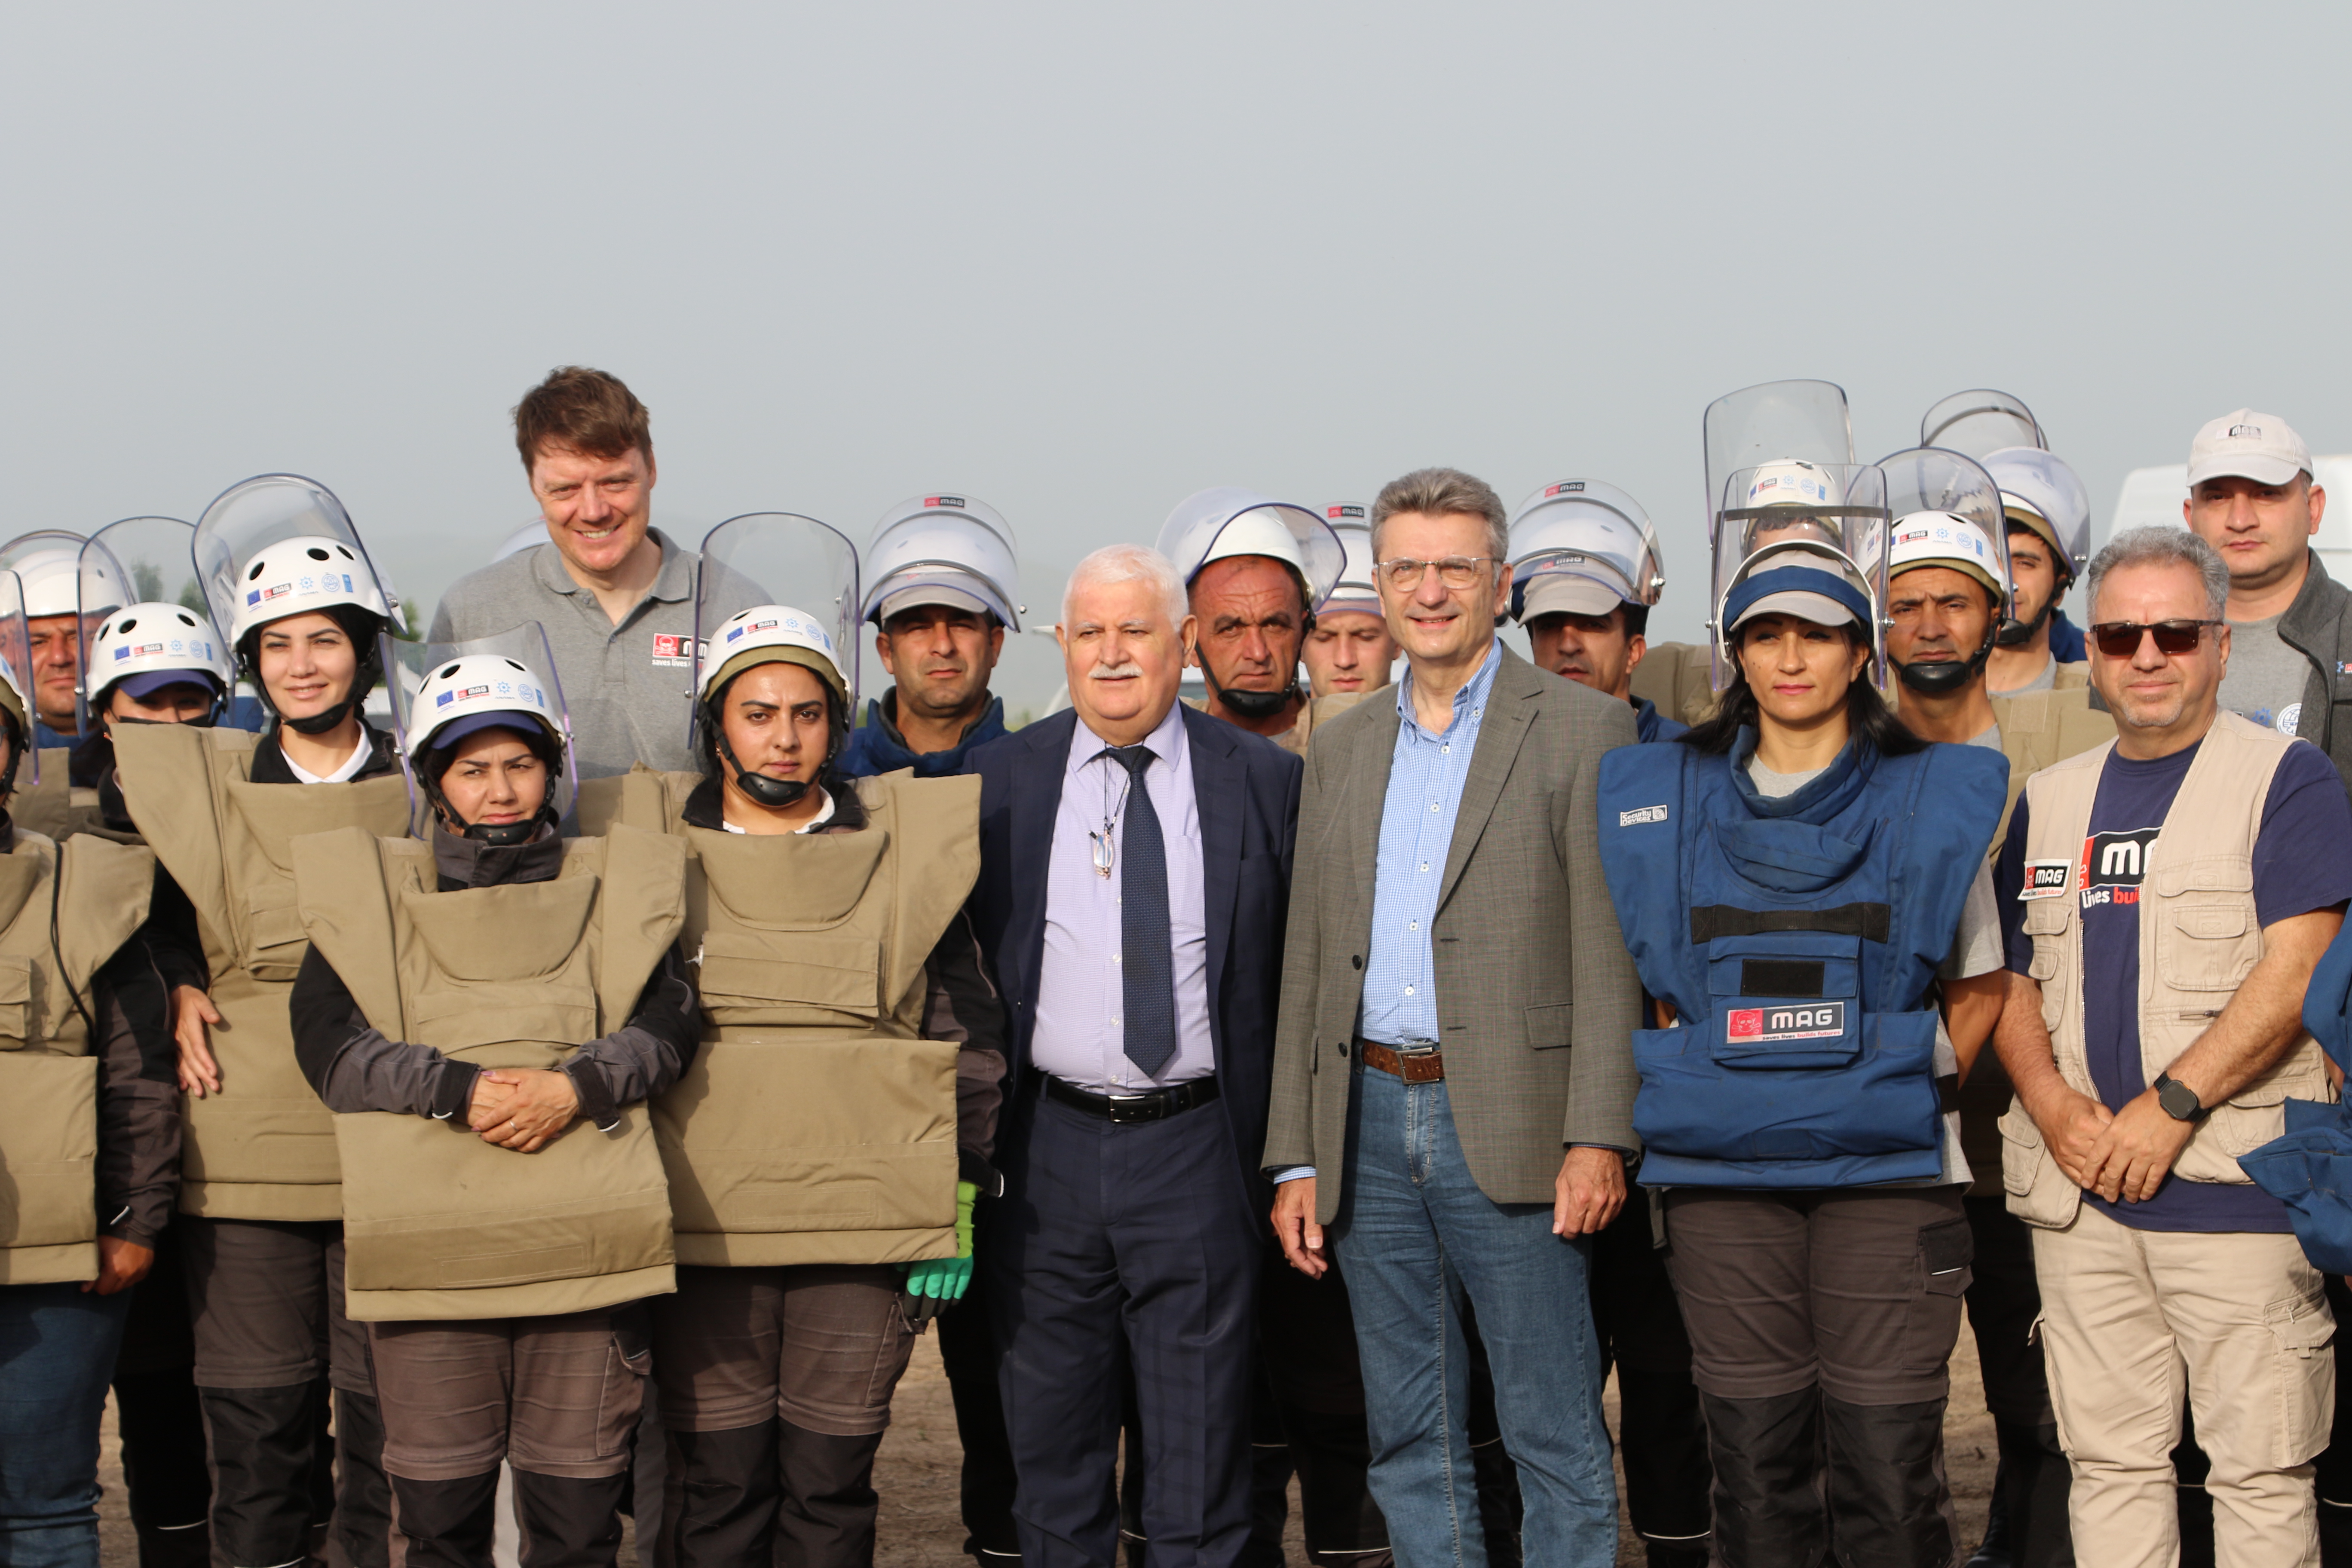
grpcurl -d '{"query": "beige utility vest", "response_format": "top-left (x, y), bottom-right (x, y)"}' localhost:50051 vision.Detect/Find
top-left (1987, 685), bottom-right (2116, 847)
top-left (0, 831), bottom-right (157, 1284)
top-left (9, 750), bottom-right (105, 844)
top-left (292, 824), bottom-right (687, 1321)
top-left (2000, 711), bottom-right (2336, 1228)
top-left (584, 768), bottom-right (981, 1268)
top-left (112, 724), bottom-right (412, 1219)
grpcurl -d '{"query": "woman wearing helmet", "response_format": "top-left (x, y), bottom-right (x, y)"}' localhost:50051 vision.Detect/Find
top-left (582, 604), bottom-right (1004, 1568)
top-left (285, 645), bottom-right (697, 1568)
top-left (0, 632), bottom-right (191, 1568)
top-left (110, 483), bottom-right (413, 1568)
top-left (1595, 502), bottom-right (2011, 1565)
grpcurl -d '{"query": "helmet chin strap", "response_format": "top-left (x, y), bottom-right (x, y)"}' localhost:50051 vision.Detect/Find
top-left (1894, 625), bottom-right (1998, 696)
top-left (1204, 664), bottom-right (1299, 720)
top-left (282, 695), bottom-right (361, 736)
top-left (1994, 594), bottom-right (2056, 649)
top-left (459, 813), bottom-right (548, 848)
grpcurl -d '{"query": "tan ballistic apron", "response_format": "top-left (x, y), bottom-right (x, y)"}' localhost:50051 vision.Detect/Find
top-left (293, 824), bottom-right (687, 1321)
top-left (0, 831), bottom-right (158, 1283)
top-left (8, 749), bottom-right (105, 843)
top-left (584, 768), bottom-right (980, 1268)
top-left (113, 723), bottom-right (412, 1219)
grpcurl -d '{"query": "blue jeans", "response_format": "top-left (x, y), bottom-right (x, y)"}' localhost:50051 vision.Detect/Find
top-left (0, 1283), bottom-right (133, 1568)
top-left (1329, 1067), bottom-right (1616, 1568)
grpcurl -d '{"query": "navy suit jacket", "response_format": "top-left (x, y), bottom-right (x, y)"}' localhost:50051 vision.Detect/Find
top-left (962, 704), bottom-right (1304, 1223)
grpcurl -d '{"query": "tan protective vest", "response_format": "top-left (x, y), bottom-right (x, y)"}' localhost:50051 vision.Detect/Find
top-left (292, 825), bottom-right (687, 1321)
top-left (2000, 711), bottom-right (2336, 1228)
top-left (0, 831), bottom-right (158, 1284)
top-left (9, 751), bottom-right (105, 844)
top-left (112, 723), bottom-right (413, 1219)
top-left (584, 768), bottom-right (981, 1268)
top-left (1626, 640), bottom-right (1720, 729)
top-left (1987, 686), bottom-right (2117, 848)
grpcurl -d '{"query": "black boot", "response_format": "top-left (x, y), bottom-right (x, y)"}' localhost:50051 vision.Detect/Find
top-left (199, 1381), bottom-right (325, 1568)
top-left (1819, 1393), bottom-right (1958, 1568)
top-left (334, 1388), bottom-right (395, 1568)
top-left (775, 1420), bottom-right (887, 1568)
top-left (389, 1471), bottom-right (500, 1568)
top-left (1700, 1388), bottom-right (1828, 1568)
top-left (662, 1421), bottom-right (780, 1568)
top-left (511, 1469), bottom-right (630, 1568)
top-left (1966, 1470), bottom-right (2013, 1568)
top-left (1617, 1366), bottom-right (1712, 1568)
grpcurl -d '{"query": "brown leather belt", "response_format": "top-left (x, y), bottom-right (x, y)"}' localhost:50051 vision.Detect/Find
top-left (1359, 1039), bottom-right (1445, 1083)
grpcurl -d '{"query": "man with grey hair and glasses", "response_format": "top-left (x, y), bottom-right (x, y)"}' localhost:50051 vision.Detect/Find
top-left (1992, 524), bottom-right (2352, 1565)
top-left (962, 543), bottom-right (1302, 1568)
top-left (1264, 466), bottom-right (1640, 1566)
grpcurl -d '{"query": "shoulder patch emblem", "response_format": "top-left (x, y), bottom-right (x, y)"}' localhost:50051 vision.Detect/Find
top-left (2017, 858), bottom-right (2071, 900)
top-left (1619, 804), bottom-right (1669, 827)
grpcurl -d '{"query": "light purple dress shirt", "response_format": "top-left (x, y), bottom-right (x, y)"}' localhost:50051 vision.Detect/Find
top-left (1029, 701), bottom-right (1214, 1091)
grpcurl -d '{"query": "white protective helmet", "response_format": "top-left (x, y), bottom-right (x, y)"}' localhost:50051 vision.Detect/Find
top-left (1155, 488), bottom-right (1345, 609)
top-left (861, 494), bottom-right (1023, 631)
top-left (6, 546), bottom-right (94, 620)
top-left (1888, 512), bottom-right (2010, 603)
top-left (699, 605), bottom-right (849, 705)
top-left (406, 652), bottom-right (564, 760)
top-left (1743, 460), bottom-right (1846, 513)
top-left (86, 603), bottom-right (233, 714)
top-left (227, 535), bottom-right (392, 644)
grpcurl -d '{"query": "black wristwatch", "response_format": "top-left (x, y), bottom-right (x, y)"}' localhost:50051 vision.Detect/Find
top-left (2154, 1072), bottom-right (2205, 1123)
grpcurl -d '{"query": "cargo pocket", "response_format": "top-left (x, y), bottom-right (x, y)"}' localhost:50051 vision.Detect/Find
top-left (594, 1315), bottom-right (653, 1461)
top-left (2152, 860), bottom-right (2262, 994)
top-left (0, 955), bottom-right (34, 1047)
top-left (2266, 1287), bottom-right (2336, 1467)
top-left (1919, 1216), bottom-right (1974, 1298)
top-left (2021, 899), bottom-right (2071, 1037)
top-left (1998, 1101), bottom-right (2082, 1229)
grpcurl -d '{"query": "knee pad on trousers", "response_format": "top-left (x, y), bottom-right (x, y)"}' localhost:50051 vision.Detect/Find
top-left (334, 1389), bottom-right (393, 1568)
top-left (663, 1421), bottom-right (781, 1568)
top-left (199, 1381), bottom-right (322, 1568)
top-left (774, 1421), bottom-right (885, 1568)
top-left (388, 1472), bottom-right (499, 1568)
top-left (113, 1369), bottom-right (214, 1531)
top-left (1700, 1388), bottom-right (1827, 1568)
top-left (511, 1470), bottom-right (629, 1568)
top-left (1820, 1393), bottom-right (1958, 1568)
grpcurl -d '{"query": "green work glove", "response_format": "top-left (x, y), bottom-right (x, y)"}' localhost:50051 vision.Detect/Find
top-left (897, 1182), bottom-right (980, 1327)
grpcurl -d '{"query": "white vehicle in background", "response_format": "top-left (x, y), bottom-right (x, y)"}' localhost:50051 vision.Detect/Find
top-left (2104, 454), bottom-right (2352, 578)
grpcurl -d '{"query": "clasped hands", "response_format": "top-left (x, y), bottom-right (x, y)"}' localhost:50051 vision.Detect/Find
top-left (2028, 1080), bottom-right (2195, 1205)
top-left (466, 1068), bottom-right (581, 1153)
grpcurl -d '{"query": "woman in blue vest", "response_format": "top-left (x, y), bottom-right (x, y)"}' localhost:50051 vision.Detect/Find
top-left (1596, 418), bottom-right (2010, 1568)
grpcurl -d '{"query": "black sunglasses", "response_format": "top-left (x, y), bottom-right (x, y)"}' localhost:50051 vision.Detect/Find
top-left (2089, 619), bottom-right (2221, 658)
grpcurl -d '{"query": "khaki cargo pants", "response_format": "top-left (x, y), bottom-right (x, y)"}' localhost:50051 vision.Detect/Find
top-left (2034, 1202), bottom-right (2334, 1568)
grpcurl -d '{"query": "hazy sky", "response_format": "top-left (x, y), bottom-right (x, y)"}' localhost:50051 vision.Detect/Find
top-left (7, 3), bottom-right (2350, 711)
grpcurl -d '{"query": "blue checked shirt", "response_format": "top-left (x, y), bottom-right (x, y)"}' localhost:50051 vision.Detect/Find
top-left (1358, 640), bottom-right (1501, 1046)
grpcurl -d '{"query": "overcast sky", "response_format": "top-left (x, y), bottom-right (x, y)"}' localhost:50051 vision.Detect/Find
top-left (7, 3), bottom-right (2350, 712)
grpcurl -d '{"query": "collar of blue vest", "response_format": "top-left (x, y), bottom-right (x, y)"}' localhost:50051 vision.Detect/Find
top-left (1728, 724), bottom-right (1877, 823)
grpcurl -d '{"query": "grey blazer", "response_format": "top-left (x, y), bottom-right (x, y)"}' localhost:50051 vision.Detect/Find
top-left (1262, 643), bottom-right (1643, 1220)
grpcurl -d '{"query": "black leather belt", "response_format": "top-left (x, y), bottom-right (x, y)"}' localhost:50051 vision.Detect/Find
top-left (1041, 1074), bottom-right (1221, 1124)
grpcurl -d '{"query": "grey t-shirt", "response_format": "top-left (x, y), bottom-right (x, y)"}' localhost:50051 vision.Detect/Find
top-left (1989, 654), bottom-right (2057, 697)
top-left (2219, 613), bottom-right (2310, 736)
top-left (428, 527), bottom-right (766, 778)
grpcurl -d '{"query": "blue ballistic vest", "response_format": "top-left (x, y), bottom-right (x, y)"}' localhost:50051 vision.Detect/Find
top-left (1597, 729), bottom-right (2007, 1188)
top-left (2242, 925), bottom-right (2352, 1272)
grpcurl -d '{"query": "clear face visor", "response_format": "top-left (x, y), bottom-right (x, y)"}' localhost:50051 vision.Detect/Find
top-left (1919, 389), bottom-right (2045, 459)
top-left (1983, 447), bottom-right (2092, 575)
top-left (77, 517), bottom-right (204, 729)
top-left (192, 474), bottom-right (394, 643)
top-left (1156, 490), bottom-right (1346, 608)
top-left (384, 623), bottom-right (576, 837)
top-left (692, 513), bottom-right (861, 760)
top-left (862, 509), bottom-right (1022, 631)
top-left (1878, 448), bottom-right (2013, 619)
top-left (1708, 463), bottom-right (1890, 692)
top-left (1507, 493), bottom-right (1664, 619)
top-left (1324, 521), bottom-right (1381, 607)
top-left (0, 571), bottom-right (34, 787)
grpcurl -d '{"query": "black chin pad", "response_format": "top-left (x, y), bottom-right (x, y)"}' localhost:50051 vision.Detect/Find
top-left (1214, 683), bottom-right (1295, 719)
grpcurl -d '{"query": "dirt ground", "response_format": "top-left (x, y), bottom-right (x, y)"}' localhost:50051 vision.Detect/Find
top-left (94, 1328), bottom-right (1997, 1568)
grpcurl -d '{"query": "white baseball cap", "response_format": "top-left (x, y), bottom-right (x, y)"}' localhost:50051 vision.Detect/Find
top-left (2188, 409), bottom-right (2312, 487)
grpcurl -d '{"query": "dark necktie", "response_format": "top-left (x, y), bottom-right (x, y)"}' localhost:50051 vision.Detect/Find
top-left (1108, 745), bottom-right (1177, 1078)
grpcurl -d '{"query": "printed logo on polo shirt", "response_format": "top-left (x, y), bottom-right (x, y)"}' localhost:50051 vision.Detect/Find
top-left (1727, 1001), bottom-right (1845, 1042)
top-left (650, 633), bottom-right (692, 669)
top-left (2076, 827), bottom-right (2161, 908)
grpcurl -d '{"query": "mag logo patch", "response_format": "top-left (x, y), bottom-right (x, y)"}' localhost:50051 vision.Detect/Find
top-left (2017, 859), bottom-right (2071, 900)
top-left (651, 632), bottom-right (692, 669)
top-left (1727, 1001), bottom-right (1846, 1043)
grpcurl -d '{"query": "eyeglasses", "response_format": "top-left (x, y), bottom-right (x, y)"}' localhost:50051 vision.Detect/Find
top-left (2089, 619), bottom-right (2222, 658)
top-left (1377, 556), bottom-right (1499, 590)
